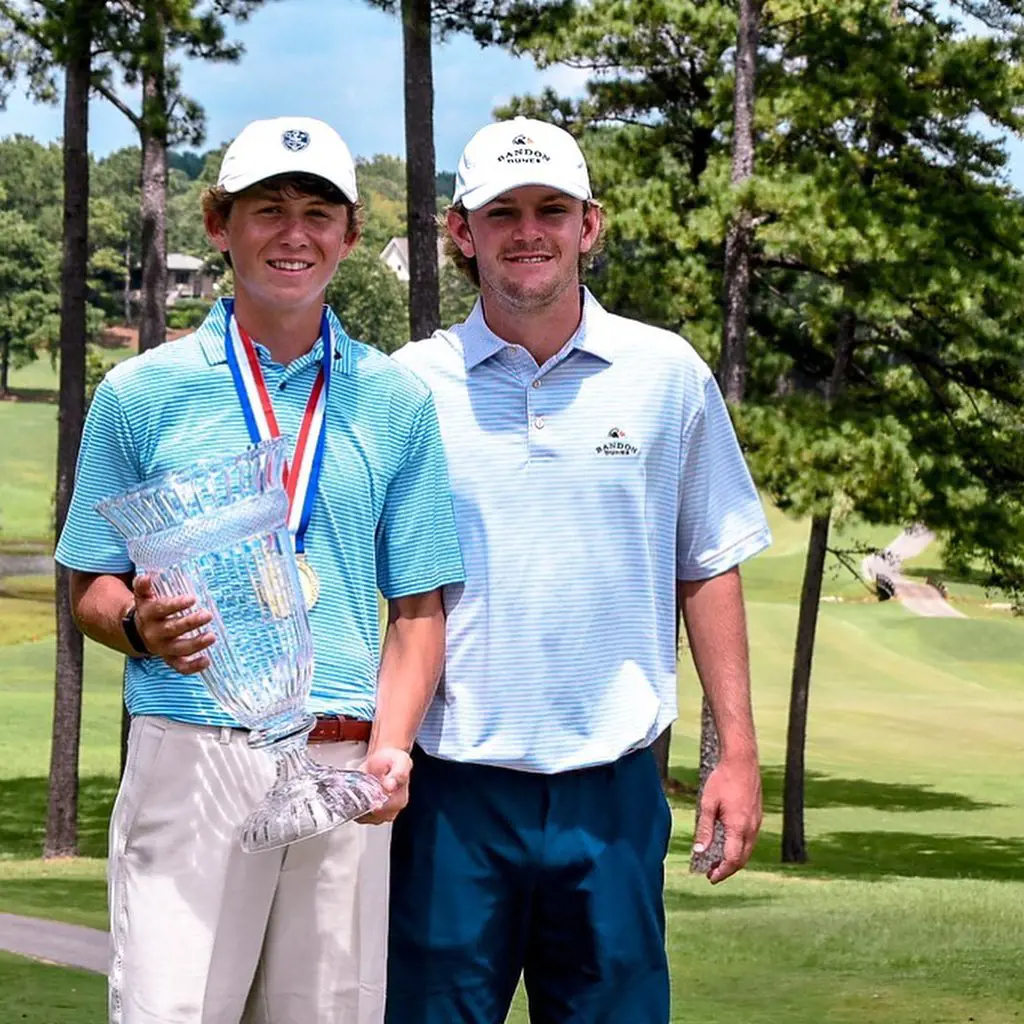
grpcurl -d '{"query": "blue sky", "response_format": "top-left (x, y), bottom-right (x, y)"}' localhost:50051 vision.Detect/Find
top-left (0, 0), bottom-right (586, 173)
top-left (1, 0), bottom-right (1021, 188)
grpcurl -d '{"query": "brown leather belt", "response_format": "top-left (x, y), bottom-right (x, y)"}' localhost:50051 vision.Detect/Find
top-left (308, 715), bottom-right (371, 744)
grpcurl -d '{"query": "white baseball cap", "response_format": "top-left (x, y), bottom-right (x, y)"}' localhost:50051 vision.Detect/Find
top-left (453, 116), bottom-right (592, 211)
top-left (217, 116), bottom-right (358, 202)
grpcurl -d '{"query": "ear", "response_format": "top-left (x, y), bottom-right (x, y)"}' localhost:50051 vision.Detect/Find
top-left (337, 207), bottom-right (362, 262)
top-left (446, 208), bottom-right (476, 259)
top-left (204, 208), bottom-right (230, 261)
top-left (578, 202), bottom-right (602, 256)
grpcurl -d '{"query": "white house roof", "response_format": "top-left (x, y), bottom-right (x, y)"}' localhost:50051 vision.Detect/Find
top-left (167, 253), bottom-right (205, 272)
top-left (379, 236), bottom-right (446, 270)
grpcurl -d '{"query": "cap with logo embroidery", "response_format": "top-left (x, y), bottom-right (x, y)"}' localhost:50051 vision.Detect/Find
top-left (217, 116), bottom-right (358, 202)
top-left (453, 116), bottom-right (592, 211)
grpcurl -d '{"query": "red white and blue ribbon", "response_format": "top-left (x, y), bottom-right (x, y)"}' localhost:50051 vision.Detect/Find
top-left (224, 305), bottom-right (332, 556)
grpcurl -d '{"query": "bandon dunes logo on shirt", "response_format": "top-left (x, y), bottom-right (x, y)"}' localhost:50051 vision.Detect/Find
top-left (595, 427), bottom-right (640, 457)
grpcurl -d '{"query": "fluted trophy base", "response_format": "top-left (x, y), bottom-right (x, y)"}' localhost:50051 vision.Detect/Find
top-left (240, 744), bottom-right (389, 853)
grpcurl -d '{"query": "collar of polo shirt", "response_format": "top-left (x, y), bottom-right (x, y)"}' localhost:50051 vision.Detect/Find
top-left (192, 298), bottom-right (354, 373)
top-left (460, 288), bottom-right (618, 371)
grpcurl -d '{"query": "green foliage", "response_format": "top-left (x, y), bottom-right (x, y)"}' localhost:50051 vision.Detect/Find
top-left (501, 0), bottom-right (1024, 605)
top-left (326, 245), bottom-right (410, 354)
top-left (168, 148), bottom-right (203, 179)
top-left (166, 297), bottom-right (212, 330)
top-left (0, 134), bottom-right (63, 243)
top-left (439, 261), bottom-right (478, 325)
top-left (0, 208), bottom-right (59, 387)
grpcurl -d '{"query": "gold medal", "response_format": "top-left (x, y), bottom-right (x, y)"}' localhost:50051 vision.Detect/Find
top-left (296, 555), bottom-right (321, 610)
top-left (257, 550), bottom-right (293, 620)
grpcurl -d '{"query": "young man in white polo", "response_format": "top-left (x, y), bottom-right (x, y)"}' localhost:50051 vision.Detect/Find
top-left (56, 117), bottom-right (464, 1023)
top-left (387, 117), bottom-right (771, 1023)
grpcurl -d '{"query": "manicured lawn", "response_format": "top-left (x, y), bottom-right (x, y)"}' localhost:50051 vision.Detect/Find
top-left (0, 952), bottom-right (107, 1023)
top-left (1, 552), bottom-right (1021, 1022)
top-left (0, 401), bottom-right (57, 550)
top-left (0, 346), bottom-right (133, 551)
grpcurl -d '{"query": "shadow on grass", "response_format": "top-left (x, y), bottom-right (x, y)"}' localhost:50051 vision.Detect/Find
top-left (747, 829), bottom-right (1024, 882)
top-left (0, 776), bottom-right (116, 859)
top-left (663, 888), bottom-right (775, 913)
top-left (668, 828), bottom-right (1024, 882)
top-left (666, 765), bottom-right (997, 814)
top-left (0, 388), bottom-right (57, 404)
top-left (901, 564), bottom-right (991, 588)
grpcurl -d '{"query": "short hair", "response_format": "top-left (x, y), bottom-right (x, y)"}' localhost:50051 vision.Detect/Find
top-left (441, 199), bottom-right (606, 288)
top-left (201, 172), bottom-right (364, 268)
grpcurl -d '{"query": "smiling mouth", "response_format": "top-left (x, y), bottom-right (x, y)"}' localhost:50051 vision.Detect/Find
top-left (504, 254), bottom-right (553, 264)
top-left (267, 259), bottom-right (314, 272)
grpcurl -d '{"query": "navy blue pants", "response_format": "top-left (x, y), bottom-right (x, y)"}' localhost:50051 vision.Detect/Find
top-left (386, 746), bottom-right (671, 1024)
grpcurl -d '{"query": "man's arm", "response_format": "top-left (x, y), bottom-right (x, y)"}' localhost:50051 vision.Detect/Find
top-left (678, 566), bottom-right (762, 884)
top-left (69, 570), bottom-right (215, 672)
top-left (359, 588), bottom-right (446, 824)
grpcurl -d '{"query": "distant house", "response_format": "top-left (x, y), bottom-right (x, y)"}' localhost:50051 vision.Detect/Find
top-left (379, 237), bottom-right (447, 282)
top-left (166, 253), bottom-right (216, 304)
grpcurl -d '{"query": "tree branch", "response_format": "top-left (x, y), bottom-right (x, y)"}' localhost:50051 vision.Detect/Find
top-left (93, 77), bottom-right (140, 130)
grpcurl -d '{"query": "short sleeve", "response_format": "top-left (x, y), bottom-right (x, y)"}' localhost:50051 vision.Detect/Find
top-left (676, 374), bottom-right (771, 580)
top-left (376, 391), bottom-right (465, 598)
top-left (54, 376), bottom-right (142, 573)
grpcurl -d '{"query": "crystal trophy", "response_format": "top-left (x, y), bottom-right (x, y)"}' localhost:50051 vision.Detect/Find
top-left (96, 437), bottom-right (387, 852)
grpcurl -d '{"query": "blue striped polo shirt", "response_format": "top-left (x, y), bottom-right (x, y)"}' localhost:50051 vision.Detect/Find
top-left (393, 289), bottom-right (770, 773)
top-left (56, 299), bottom-right (464, 726)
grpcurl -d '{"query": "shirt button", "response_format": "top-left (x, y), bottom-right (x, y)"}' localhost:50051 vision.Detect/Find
top-left (534, 415), bottom-right (545, 429)
top-left (278, 382), bottom-right (286, 391)
top-left (531, 380), bottom-right (541, 389)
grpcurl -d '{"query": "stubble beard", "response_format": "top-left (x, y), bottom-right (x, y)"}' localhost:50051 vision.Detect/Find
top-left (481, 257), bottom-right (577, 315)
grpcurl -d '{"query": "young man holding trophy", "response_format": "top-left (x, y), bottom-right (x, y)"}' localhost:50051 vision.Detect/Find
top-left (56, 117), bottom-right (464, 1024)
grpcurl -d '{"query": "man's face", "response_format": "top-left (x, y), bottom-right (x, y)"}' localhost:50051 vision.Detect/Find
top-left (448, 186), bottom-right (601, 312)
top-left (205, 183), bottom-right (357, 312)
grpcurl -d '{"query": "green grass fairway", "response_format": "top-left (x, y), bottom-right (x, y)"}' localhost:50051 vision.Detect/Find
top-left (1, 558), bottom-right (1022, 1023)
top-left (1, 346), bottom-right (133, 551)
top-left (0, 401), bottom-right (57, 550)
top-left (0, 952), bottom-right (107, 1023)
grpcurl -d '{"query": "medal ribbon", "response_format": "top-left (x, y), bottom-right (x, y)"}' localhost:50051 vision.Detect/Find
top-left (224, 306), bottom-right (332, 555)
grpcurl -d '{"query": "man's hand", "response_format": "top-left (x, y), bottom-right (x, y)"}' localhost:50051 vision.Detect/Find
top-left (132, 575), bottom-right (215, 675)
top-left (357, 747), bottom-right (413, 825)
top-left (692, 754), bottom-right (762, 884)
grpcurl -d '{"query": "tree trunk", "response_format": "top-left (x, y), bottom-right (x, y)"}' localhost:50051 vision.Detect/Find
top-left (780, 310), bottom-right (857, 864)
top-left (718, 0), bottom-right (761, 405)
top-left (138, 3), bottom-right (167, 355)
top-left (692, 0), bottom-right (761, 874)
top-left (402, 0), bottom-right (440, 341)
top-left (124, 238), bottom-right (132, 324)
top-left (0, 336), bottom-right (10, 397)
top-left (46, 0), bottom-right (95, 860)
top-left (781, 512), bottom-right (829, 862)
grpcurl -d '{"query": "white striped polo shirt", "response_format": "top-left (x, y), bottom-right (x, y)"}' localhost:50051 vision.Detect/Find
top-left (56, 299), bottom-right (465, 727)
top-left (393, 288), bottom-right (770, 773)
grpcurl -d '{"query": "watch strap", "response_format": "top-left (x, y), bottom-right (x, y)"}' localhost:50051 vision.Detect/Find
top-left (122, 605), bottom-right (149, 656)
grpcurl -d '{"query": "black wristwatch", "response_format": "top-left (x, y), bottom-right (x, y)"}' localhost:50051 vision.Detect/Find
top-left (122, 605), bottom-right (150, 657)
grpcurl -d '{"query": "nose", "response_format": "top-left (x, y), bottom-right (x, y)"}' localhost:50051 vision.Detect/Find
top-left (510, 213), bottom-right (544, 244)
top-left (277, 214), bottom-right (309, 248)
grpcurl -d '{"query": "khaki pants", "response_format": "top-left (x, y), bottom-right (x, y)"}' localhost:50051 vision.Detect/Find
top-left (109, 716), bottom-right (391, 1024)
